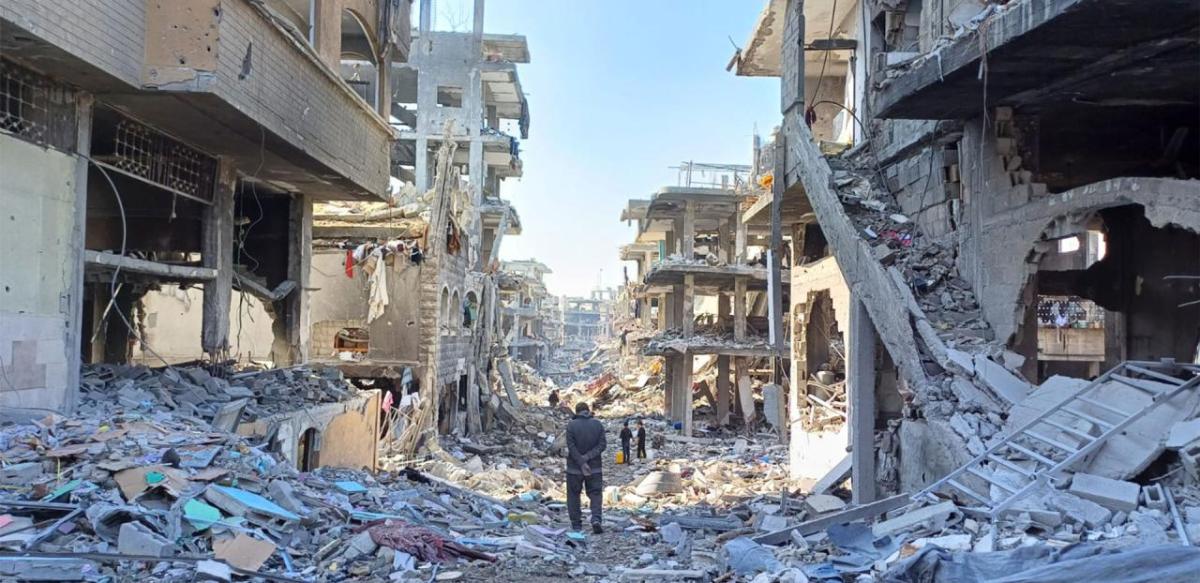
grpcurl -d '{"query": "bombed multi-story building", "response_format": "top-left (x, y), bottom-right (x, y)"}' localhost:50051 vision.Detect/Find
top-left (733, 0), bottom-right (1199, 504)
top-left (1, 0), bottom-right (408, 458)
top-left (497, 259), bottom-right (553, 368)
top-left (619, 162), bottom-right (794, 438)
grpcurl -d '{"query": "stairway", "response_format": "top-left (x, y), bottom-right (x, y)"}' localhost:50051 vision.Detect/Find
top-left (913, 359), bottom-right (1200, 518)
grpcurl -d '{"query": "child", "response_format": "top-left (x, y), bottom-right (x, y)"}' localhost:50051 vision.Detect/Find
top-left (619, 420), bottom-right (633, 465)
top-left (636, 419), bottom-right (647, 460)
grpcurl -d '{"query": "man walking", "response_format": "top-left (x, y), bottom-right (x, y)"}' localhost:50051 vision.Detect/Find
top-left (565, 402), bottom-right (606, 533)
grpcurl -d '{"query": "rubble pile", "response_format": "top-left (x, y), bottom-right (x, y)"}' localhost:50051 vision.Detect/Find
top-left (79, 363), bottom-right (360, 424)
top-left (835, 172), bottom-right (995, 352)
top-left (0, 405), bottom-right (522, 581)
top-left (644, 328), bottom-right (778, 355)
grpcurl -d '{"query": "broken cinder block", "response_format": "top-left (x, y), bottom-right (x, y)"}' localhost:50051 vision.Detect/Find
top-left (117, 522), bottom-right (175, 558)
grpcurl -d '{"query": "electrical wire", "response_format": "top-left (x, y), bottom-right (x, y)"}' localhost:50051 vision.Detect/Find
top-left (809, 99), bottom-right (894, 197)
top-left (84, 156), bottom-right (176, 370)
top-left (810, 0), bottom-right (840, 110)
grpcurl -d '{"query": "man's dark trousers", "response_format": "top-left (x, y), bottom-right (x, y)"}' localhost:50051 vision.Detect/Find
top-left (566, 473), bottom-right (603, 529)
top-left (622, 442), bottom-right (631, 464)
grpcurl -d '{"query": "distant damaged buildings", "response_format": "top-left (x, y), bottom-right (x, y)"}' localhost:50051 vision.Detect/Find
top-left (713, 0), bottom-right (1199, 505)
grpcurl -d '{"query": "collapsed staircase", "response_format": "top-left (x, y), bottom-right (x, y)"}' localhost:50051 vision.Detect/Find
top-left (914, 360), bottom-right (1200, 518)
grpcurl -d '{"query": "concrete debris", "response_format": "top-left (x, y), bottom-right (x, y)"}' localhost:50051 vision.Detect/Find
top-left (1069, 473), bottom-right (1142, 513)
top-left (1167, 418), bottom-right (1200, 449)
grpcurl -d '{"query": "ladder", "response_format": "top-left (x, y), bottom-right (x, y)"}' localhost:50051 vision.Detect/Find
top-left (914, 359), bottom-right (1200, 518)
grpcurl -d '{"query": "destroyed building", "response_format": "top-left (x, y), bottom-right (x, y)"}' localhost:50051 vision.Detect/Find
top-left (307, 0), bottom-right (533, 443)
top-left (498, 259), bottom-right (554, 369)
top-left (1, 0), bottom-right (408, 436)
top-left (731, 0), bottom-right (1200, 507)
top-left (618, 161), bottom-right (796, 438)
top-left (561, 292), bottom-right (615, 351)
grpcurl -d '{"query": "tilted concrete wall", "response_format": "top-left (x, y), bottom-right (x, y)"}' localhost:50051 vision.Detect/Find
top-left (0, 135), bottom-right (78, 412)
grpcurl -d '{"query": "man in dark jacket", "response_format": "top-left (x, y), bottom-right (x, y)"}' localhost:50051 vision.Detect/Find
top-left (565, 402), bottom-right (606, 533)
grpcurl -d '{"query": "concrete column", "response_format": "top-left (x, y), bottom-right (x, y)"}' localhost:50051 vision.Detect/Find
top-left (285, 194), bottom-right (313, 364)
top-left (376, 51), bottom-right (392, 119)
top-left (201, 159), bottom-right (237, 357)
top-left (681, 201), bottom-right (695, 261)
top-left (671, 284), bottom-right (684, 330)
top-left (734, 277), bottom-right (747, 341)
top-left (665, 230), bottom-right (677, 260)
top-left (658, 293), bottom-right (669, 330)
top-left (669, 353), bottom-right (691, 435)
top-left (848, 297), bottom-right (878, 504)
top-left (65, 94), bottom-right (94, 412)
top-left (716, 355), bottom-right (731, 426)
top-left (681, 275), bottom-right (695, 337)
top-left (415, 137), bottom-right (429, 191)
top-left (717, 292), bottom-right (730, 332)
top-left (767, 133), bottom-right (785, 350)
top-left (735, 356), bottom-right (754, 426)
top-left (735, 213), bottom-right (748, 265)
top-left (419, 0), bottom-right (431, 32)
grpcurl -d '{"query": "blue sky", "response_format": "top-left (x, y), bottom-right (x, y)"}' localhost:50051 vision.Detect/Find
top-left (429, 1), bottom-right (781, 297)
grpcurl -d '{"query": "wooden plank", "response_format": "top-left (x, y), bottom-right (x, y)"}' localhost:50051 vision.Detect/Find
top-left (753, 494), bottom-right (910, 545)
top-left (84, 250), bottom-right (217, 281)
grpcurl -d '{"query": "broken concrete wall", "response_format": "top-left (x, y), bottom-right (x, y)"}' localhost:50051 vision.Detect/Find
top-left (957, 114), bottom-right (1200, 345)
top-left (240, 390), bottom-right (380, 471)
top-left (133, 286), bottom-right (276, 364)
top-left (918, 0), bottom-right (990, 52)
top-left (310, 250), bottom-right (370, 360)
top-left (0, 134), bottom-right (79, 412)
top-left (899, 418), bottom-right (976, 492)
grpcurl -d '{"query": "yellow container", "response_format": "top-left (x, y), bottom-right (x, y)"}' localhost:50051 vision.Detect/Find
top-left (616, 451), bottom-right (625, 464)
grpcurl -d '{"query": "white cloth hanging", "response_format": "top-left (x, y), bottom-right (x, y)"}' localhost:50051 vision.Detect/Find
top-left (366, 249), bottom-right (389, 323)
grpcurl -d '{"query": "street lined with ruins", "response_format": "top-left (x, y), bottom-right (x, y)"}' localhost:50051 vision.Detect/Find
top-left (2, 0), bottom-right (1199, 581)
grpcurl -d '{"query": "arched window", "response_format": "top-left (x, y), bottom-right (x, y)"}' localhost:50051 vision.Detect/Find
top-left (450, 291), bottom-right (461, 337)
top-left (340, 9), bottom-right (379, 108)
top-left (439, 287), bottom-right (450, 336)
top-left (297, 427), bottom-right (321, 472)
top-left (464, 291), bottom-right (479, 331)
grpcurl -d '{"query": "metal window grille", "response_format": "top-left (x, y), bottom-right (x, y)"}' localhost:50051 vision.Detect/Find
top-left (0, 59), bottom-right (75, 149)
top-left (1036, 295), bottom-right (1106, 329)
top-left (109, 116), bottom-right (217, 204)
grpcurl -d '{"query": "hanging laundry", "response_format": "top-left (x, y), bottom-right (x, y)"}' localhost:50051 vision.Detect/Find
top-left (344, 249), bottom-right (355, 278)
top-left (366, 250), bottom-right (389, 323)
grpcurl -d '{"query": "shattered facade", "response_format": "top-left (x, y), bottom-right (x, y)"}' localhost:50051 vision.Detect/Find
top-left (734, 0), bottom-right (1200, 512)
top-left (1, 0), bottom-right (404, 421)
